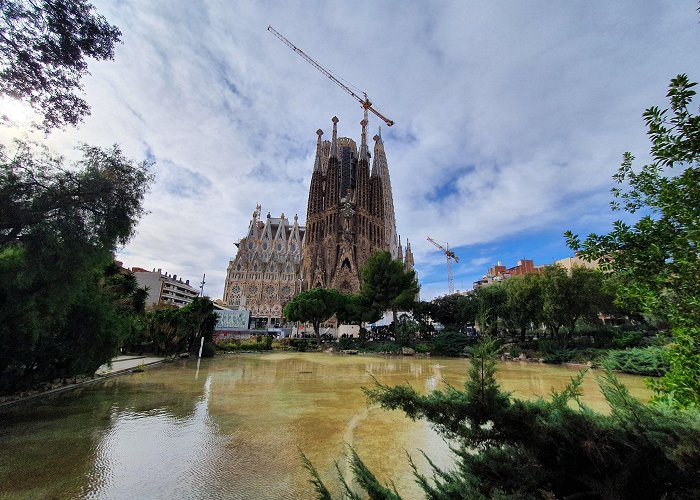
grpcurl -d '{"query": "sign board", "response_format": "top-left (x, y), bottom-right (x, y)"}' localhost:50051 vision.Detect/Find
top-left (214, 309), bottom-right (250, 331)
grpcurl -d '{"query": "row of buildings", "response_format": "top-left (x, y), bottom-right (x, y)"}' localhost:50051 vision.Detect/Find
top-left (472, 255), bottom-right (599, 289)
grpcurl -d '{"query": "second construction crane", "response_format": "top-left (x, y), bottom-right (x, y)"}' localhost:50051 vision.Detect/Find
top-left (427, 237), bottom-right (459, 295)
top-left (267, 26), bottom-right (394, 127)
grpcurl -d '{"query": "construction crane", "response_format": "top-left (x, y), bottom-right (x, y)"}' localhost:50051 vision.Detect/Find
top-left (267, 26), bottom-right (394, 127)
top-left (427, 237), bottom-right (460, 295)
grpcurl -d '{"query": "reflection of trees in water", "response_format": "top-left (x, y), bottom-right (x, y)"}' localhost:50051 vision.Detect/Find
top-left (0, 386), bottom-right (116, 499)
top-left (0, 365), bottom-right (210, 499)
top-left (0, 355), bottom-right (653, 499)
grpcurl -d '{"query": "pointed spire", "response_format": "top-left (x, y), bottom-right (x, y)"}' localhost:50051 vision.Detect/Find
top-left (313, 129), bottom-right (323, 172)
top-left (359, 118), bottom-right (369, 162)
top-left (404, 238), bottom-right (414, 270)
top-left (398, 235), bottom-right (404, 261)
top-left (371, 132), bottom-right (383, 176)
top-left (330, 116), bottom-right (339, 158)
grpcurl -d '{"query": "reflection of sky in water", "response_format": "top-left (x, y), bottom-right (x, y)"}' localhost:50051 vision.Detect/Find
top-left (0, 354), bottom-right (651, 499)
top-left (83, 377), bottom-right (225, 499)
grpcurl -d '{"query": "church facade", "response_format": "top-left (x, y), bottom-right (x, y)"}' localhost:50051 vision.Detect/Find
top-left (221, 116), bottom-right (415, 328)
top-left (222, 205), bottom-right (305, 328)
top-left (301, 116), bottom-right (414, 294)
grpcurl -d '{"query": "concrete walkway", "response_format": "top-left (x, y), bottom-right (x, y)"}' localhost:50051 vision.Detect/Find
top-left (0, 355), bottom-right (167, 409)
top-left (95, 355), bottom-right (165, 376)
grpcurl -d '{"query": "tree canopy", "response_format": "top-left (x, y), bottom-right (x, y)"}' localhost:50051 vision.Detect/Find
top-left (567, 74), bottom-right (700, 406)
top-left (360, 251), bottom-right (419, 334)
top-left (0, 0), bottom-right (122, 130)
top-left (0, 141), bottom-right (152, 393)
top-left (284, 288), bottom-right (341, 346)
top-left (335, 292), bottom-right (382, 328)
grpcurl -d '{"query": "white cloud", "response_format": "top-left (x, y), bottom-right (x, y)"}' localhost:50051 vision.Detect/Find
top-left (2, 0), bottom-right (699, 300)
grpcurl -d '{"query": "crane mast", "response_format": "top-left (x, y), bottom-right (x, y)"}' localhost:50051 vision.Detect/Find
top-left (427, 237), bottom-right (460, 295)
top-left (267, 26), bottom-right (394, 127)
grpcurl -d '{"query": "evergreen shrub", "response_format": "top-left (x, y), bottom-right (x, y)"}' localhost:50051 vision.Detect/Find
top-left (432, 330), bottom-right (473, 356)
top-left (604, 346), bottom-right (669, 376)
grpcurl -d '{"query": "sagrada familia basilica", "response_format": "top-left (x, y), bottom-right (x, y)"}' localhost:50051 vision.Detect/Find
top-left (222, 117), bottom-right (414, 327)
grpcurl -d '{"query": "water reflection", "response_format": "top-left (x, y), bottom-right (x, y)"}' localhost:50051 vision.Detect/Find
top-left (0, 354), bottom-right (651, 499)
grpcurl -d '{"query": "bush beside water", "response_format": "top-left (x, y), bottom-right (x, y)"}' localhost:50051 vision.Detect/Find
top-left (604, 346), bottom-right (669, 376)
top-left (216, 336), bottom-right (273, 352)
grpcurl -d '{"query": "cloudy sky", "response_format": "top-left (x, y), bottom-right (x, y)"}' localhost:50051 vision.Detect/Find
top-left (2, 1), bottom-right (699, 300)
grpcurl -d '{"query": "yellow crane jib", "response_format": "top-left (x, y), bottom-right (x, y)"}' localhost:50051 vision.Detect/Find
top-left (267, 26), bottom-right (394, 127)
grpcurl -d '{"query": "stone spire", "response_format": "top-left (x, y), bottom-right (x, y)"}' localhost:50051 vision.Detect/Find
top-left (313, 129), bottom-right (323, 172)
top-left (330, 116), bottom-right (339, 158)
top-left (359, 112), bottom-right (369, 162)
top-left (404, 239), bottom-right (414, 271)
top-left (371, 128), bottom-right (399, 258)
top-left (397, 234), bottom-right (404, 261)
top-left (371, 133), bottom-right (382, 177)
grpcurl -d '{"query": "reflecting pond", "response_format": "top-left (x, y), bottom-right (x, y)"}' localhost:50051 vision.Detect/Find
top-left (0, 353), bottom-right (651, 499)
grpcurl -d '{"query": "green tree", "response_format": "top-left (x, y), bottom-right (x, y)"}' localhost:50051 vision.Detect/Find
top-left (144, 305), bottom-right (183, 355)
top-left (0, 0), bottom-right (122, 130)
top-left (428, 293), bottom-right (477, 330)
top-left (179, 297), bottom-right (217, 352)
top-left (142, 297), bottom-right (217, 356)
top-left (566, 75), bottom-right (700, 406)
top-left (410, 300), bottom-right (437, 338)
top-left (503, 273), bottom-right (542, 341)
top-left (335, 292), bottom-right (382, 328)
top-left (360, 251), bottom-right (419, 337)
top-left (474, 284), bottom-right (507, 335)
top-left (284, 288), bottom-right (341, 347)
top-left (540, 265), bottom-right (569, 336)
top-left (0, 141), bottom-right (152, 392)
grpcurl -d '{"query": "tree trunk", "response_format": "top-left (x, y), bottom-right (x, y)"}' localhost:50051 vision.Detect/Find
top-left (520, 327), bottom-right (526, 342)
top-left (313, 321), bottom-right (321, 348)
top-left (392, 307), bottom-right (399, 339)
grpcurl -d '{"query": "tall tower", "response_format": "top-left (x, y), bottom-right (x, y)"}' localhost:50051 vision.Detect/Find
top-left (301, 117), bottom-right (403, 293)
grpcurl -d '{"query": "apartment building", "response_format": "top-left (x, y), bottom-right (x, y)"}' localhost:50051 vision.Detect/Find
top-left (132, 268), bottom-right (199, 308)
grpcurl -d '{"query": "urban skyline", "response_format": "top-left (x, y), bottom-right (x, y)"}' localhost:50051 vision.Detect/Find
top-left (1, 1), bottom-right (698, 300)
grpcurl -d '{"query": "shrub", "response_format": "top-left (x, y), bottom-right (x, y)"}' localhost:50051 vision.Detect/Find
top-left (291, 339), bottom-right (308, 352)
top-left (611, 330), bottom-right (646, 349)
top-left (215, 337), bottom-right (272, 352)
top-left (542, 349), bottom-right (577, 364)
top-left (201, 342), bottom-right (216, 358)
top-left (604, 346), bottom-right (669, 376)
top-left (433, 330), bottom-right (473, 357)
top-left (337, 337), bottom-right (357, 350)
top-left (359, 341), bottom-right (402, 353)
top-left (415, 342), bottom-right (433, 353)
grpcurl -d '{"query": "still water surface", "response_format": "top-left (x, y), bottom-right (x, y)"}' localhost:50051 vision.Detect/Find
top-left (0, 353), bottom-right (651, 499)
